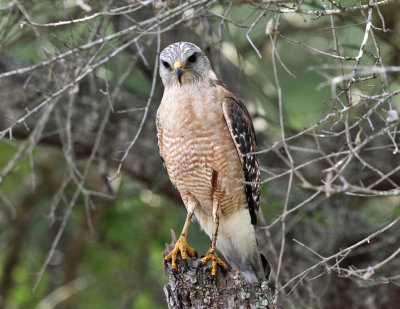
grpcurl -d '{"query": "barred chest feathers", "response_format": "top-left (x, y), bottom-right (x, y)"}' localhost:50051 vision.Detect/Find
top-left (157, 80), bottom-right (247, 217)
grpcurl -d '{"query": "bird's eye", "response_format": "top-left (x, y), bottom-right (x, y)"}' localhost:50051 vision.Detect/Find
top-left (188, 54), bottom-right (197, 63)
top-left (162, 61), bottom-right (171, 69)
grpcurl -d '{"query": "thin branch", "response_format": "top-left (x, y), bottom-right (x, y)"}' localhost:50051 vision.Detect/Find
top-left (108, 29), bottom-right (161, 182)
top-left (271, 0), bottom-right (396, 16)
top-left (279, 216), bottom-right (400, 293)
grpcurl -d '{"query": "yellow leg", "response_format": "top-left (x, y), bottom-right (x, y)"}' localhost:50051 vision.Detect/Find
top-left (200, 199), bottom-right (228, 277)
top-left (165, 212), bottom-right (196, 271)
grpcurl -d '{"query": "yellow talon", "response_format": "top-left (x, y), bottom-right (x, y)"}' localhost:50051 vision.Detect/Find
top-left (165, 235), bottom-right (196, 270)
top-left (200, 248), bottom-right (228, 276)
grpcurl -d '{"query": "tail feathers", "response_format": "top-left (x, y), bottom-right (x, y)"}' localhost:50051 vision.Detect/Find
top-left (223, 244), bottom-right (268, 283)
top-left (260, 253), bottom-right (271, 280)
top-left (202, 208), bottom-right (270, 283)
top-left (214, 211), bottom-right (269, 283)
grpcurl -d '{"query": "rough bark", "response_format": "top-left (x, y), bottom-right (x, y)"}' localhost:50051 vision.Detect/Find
top-left (162, 231), bottom-right (276, 309)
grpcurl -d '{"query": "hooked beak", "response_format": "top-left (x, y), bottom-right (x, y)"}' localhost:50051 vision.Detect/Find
top-left (173, 60), bottom-right (183, 84)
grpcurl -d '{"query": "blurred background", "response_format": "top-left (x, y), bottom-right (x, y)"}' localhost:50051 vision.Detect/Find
top-left (0, 1), bottom-right (399, 308)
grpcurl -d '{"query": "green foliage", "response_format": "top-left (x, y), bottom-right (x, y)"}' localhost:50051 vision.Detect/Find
top-left (361, 197), bottom-right (399, 226)
top-left (0, 141), bottom-right (33, 199)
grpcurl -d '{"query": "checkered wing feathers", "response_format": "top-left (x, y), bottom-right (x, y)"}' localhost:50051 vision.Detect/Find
top-left (222, 96), bottom-right (261, 225)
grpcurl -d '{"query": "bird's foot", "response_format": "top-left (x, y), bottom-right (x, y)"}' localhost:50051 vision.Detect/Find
top-left (164, 235), bottom-right (197, 272)
top-left (200, 248), bottom-right (228, 277)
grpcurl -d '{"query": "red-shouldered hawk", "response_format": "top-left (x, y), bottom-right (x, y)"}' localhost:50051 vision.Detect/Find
top-left (157, 42), bottom-right (269, 283)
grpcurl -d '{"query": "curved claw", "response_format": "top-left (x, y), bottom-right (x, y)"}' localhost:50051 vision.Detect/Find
top-left (181, 259), bottom-right (189, 272)
top-left (165, 235), bottom-right (196, 271)
top-left (200, 248), bottom-right (228, 277)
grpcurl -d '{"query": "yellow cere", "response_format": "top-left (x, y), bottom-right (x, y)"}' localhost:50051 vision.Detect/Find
top-left (173, 60), bottom-right (182, 70)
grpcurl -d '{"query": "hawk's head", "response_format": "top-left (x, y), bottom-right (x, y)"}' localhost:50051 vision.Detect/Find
top-left (159, 42), bottom-right (211, 86)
